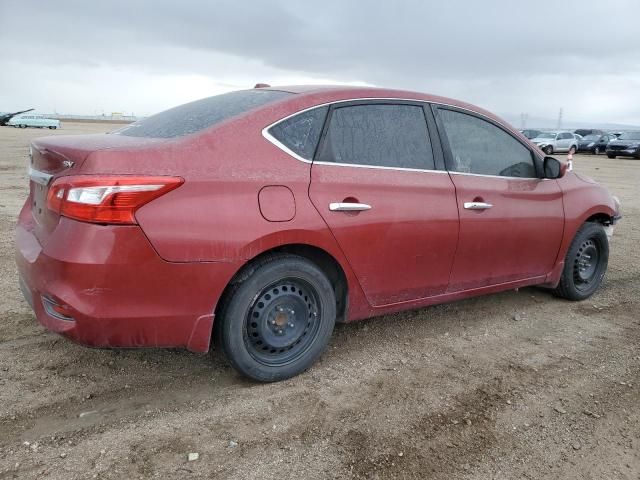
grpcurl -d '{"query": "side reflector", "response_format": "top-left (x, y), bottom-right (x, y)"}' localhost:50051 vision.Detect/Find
top-left (47, 175), bottom-right (183, 224)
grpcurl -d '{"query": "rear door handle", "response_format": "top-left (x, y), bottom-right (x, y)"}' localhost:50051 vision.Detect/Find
top-left (329, 202), bottom-right (372, 212)
top-left (464, 202), bottom-right (493, 210)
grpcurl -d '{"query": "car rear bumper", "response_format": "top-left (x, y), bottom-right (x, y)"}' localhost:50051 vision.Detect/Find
top-left (15, 203), bottom-right (240, 353)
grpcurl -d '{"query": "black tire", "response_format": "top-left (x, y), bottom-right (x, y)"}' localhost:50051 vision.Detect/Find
top-left (593, 146), bottom-right (601, 155)
top-left (19, 124), bottom-right (27, 129)
top-left (607, 153), bottom-right (616, 159)
top-left (48, 126), bottom-right (57, 130)
top-left (543, 145), bottom-right (554, 155)
top-left (553, 222), bottom-right (609, 301)
top-left (216, 254), bottom-right (336, 382)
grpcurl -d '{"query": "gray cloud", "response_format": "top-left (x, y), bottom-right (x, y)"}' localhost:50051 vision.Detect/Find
top-left (1, 0), bottom-right (639, 124)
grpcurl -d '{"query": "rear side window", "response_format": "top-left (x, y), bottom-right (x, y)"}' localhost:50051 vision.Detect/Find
top-left (438, 109), bottom-right (536, 178)
top-left (115, 89), bottom-right (292, 139)
top-left (268, 106), bottom-right (328, 160)
top-left (316, 104), bottom-right (435, 170)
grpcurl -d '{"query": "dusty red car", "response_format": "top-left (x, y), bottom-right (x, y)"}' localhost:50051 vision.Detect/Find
top-left (16, 86), bottom-right (621, 381)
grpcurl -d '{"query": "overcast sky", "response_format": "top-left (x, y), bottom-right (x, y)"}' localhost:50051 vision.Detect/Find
top-left (1, 0), bottom-right (639, 126)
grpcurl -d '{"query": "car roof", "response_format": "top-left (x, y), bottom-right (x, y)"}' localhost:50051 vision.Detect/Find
top-left (266, 85), bottom-right (479, 107)
top-left (261, 84), bottom-right (504, 127)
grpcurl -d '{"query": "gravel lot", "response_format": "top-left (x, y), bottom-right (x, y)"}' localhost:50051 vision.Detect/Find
top-left (0, 122), bottom-right (638, 479)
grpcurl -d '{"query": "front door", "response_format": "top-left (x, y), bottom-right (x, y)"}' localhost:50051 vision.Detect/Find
top-left (433, 106), bottom-right (564, 291)
top-left (309, 102), bottom-right (459, 306)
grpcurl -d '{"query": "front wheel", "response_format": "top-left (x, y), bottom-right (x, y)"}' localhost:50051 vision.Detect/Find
top-left (553, 222), bottom-right (609, 301)
top-left (593, 146), bottom-right (601, 155)
top-left (543, 145), bottom-right (554, 155)
top-left (607, 153), bottom-right (616, 159)
top-left (48, 126), bottom-right (57, 130)
top-left (19, 124), bottom-right (27, 129)
top-left (216, 254), bottom-right (336, 382)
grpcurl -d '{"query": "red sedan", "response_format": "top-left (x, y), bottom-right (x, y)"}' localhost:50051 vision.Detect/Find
top-left (16, 85), bottom-right (621, 381)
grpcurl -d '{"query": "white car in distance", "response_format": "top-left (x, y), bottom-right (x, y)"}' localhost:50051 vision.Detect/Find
top-left (8, 114), bottom-right (60, 129)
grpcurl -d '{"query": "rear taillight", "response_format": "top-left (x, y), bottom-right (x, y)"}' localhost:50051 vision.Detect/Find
top-left (47, 175), bottom-right (183, 224)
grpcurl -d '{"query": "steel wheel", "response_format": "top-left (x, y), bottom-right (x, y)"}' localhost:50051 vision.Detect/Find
top-left (245, 278), bottom-right (321, 366)
top-left (544, 145), bottom-right (553, 155)
top-left (573, 239), bottom-right (600, 292)
top-left (553, 222), bottom-right (609, 301)
top-left (594, 146), bottom-right (601, 155)
top-left (216, 254), bottom-right (336, 382)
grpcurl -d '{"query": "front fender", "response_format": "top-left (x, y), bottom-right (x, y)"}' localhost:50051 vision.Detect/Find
top-left (552, 172), bottom-right (618, 274)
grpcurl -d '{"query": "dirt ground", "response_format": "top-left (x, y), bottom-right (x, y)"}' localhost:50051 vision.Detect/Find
top-left (0, 122), bottom-right (638, 480)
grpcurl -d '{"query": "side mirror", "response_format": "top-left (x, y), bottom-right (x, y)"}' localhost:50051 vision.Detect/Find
top-left (543, 156), bottom-right (566, 179)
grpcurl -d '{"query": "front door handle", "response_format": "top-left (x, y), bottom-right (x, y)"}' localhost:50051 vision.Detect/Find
top-left (329, 202), bottom-right (372, 212)
top-left (464, 201), bottom-right (493, 210)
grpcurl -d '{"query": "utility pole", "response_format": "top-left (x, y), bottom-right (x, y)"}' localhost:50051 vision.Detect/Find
top-left (556, 108), bottom-right (563, 130)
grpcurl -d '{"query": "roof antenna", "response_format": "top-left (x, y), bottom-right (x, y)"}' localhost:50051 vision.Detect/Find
top-left (254, 83), bottom-right (271, 88)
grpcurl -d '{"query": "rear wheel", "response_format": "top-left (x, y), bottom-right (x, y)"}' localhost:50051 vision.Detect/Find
top-left (19, 124), bottom-right (27, 129)
top-left (607, 153), bottom-right (616, 159)
top-left (593, 146), bottom-right (601, 155)
top-left (48, 126), bottom-right (57, 130)
top-left (543, 145), bottom-right (554, 155)
top-left (216, 254), bottom-right (336, 382)
top-left (553, 222), bottom-right (609, 301)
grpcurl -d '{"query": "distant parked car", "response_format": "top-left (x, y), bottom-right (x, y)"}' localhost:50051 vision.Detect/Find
top-left (574, 129), bottom-right (604, 137)
top-left (520, 129), bottom-right (543, 140)
top-left (8, 114), bottom-right (60, 129)
top-left (577, 133), bottom-right (615, 155)
top-left (606, 131), bottom-right (640, 159)
top-left (531, 131), bottom-right (578, 155)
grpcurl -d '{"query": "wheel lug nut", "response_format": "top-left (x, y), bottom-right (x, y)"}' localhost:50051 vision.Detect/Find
top-left (270, 320), bottom-right (276, 325)
top-left (288, 322), bottom-right (294, 328)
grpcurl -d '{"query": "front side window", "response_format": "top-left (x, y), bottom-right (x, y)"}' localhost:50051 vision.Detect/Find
top-left (438, 109), bottom-right (536, 178)
top-left (268, 106), bottom-right (328, 160)
top-left (316, 104), bottom-right (435, 170)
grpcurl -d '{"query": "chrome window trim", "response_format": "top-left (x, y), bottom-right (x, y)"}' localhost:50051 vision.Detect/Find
top-left (314, 160), bottom-right (449, 174)
top-left (261, 97), bottom-right (539, 177)
top-left (449, 171), bottom-right (541, 180)
top-left (28, 166), bottom-right (53, 186)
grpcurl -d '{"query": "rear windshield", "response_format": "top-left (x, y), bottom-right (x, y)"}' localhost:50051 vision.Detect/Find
top-left (114, 89), bottom-right (292, 138)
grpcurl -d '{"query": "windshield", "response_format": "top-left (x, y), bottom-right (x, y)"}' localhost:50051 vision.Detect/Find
top-left (582, 134), bottom-right (600, 140)
top-left (115, 89), bottom-right (292, 138)
top-left (618, 131), bottom-right (640, 140)
top-left (536, 133), bottom-right (556, 139)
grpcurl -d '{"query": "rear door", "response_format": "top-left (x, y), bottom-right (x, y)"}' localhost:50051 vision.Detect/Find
top-left (432, 105), bottom-right (564, 291)
top-left (308, 101), bottom-right (459, 306)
